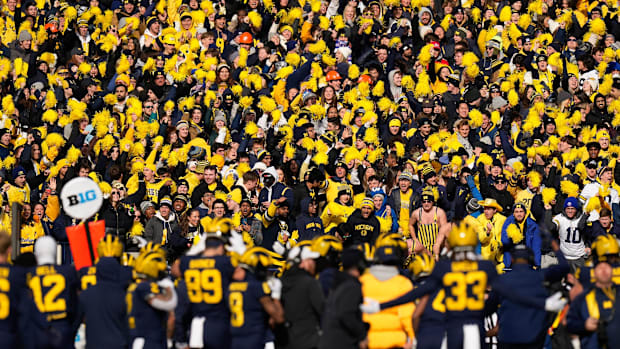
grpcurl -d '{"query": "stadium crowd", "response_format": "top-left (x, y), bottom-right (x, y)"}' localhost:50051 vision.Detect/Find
top-left (0, 0), bottom-right (619, 347)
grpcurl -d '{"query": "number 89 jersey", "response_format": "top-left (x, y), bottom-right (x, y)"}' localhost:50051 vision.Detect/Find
top-left (431, 259), bottom-right (497, 320)
top-left (553, 213), bottom-right (586, 259)
top-left (178, 255), bottom-right (234, 318)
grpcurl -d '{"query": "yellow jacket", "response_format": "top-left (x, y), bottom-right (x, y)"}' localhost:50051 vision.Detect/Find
top-left (7, 183), bottom-right (30, 206)
top-left (20, 219), bottom-right (45, 253)
top-left (477, 213), bottom-right (506, 263)
top-left (325, 178), bottom-right (353, 203)
top-left (361, 271), bottom-right (415, 348)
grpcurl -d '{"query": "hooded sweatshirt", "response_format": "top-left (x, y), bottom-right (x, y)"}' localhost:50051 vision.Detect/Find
top-left (296, 198), bottom-right (324, 241)
top-left (370, 188), bottom-right (398, 234)
top-left (144, 211), bottom-right (178, 245)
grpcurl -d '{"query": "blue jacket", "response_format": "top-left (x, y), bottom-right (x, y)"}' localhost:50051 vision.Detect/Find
top-left (258, 182), bottom-right (293, 208)
top-left (494, 253), bottom-right (569, 344)
top-left (501, 216), bottom-right (542, 267)
top-left (371, 188), bottom-right (398, 233)
top-left (567, 286), bottom-right (620, 349)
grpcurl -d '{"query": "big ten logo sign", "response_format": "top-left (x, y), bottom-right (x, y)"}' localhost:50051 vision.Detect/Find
top-left (61, 177), bottom-right (103, 220)
top-left (66, 190), bottom-right (98, 206)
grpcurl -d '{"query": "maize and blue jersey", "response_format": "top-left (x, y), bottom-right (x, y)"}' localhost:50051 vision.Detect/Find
top-left (415, 277), bottom-right (447, 349)
top-left (229, 272), bottom-right (272, 348)
top-left (78, 258), bottom-right (133, 290)
top-left (126, 280), bottom-right (168, 348)
top-left (26, 264), bottom-right (79, 349)
top-left (178, 254), bottom-right (234, 348)
top-left (78, 257), bottom-right (130, 349)
top-left (0, 263), bottom-right (26, 347)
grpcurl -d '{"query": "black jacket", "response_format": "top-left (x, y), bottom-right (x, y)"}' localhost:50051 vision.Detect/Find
top-left (99, 201), bottom-right (133, 245)
top-left (318, 272), bottom-right (367, 349)
top-left (343, 210), bottom-right (381, 247)
top-left (278, 266), bottom-right (325, 349)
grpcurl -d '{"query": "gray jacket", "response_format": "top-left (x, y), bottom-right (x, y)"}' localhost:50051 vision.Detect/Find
top-left (144, 212), bottom-right (178, 245)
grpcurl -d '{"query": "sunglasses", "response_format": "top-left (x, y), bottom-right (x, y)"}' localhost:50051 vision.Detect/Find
top-left (144, 105), bottom-right (153, 109)
top-left (495, 180), bottom-right (506, 184)
top-left (112, 191), bottom-right (120, 195)
top-left (568, 38), bottom-right (577, 42)
top-left (421, 200), bottom-right (432, 204)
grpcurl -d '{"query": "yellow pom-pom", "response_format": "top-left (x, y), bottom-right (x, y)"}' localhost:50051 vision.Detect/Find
top-left (590, 18), bottom-right (606, 36)
top-left (276, 66), bottom-right (294, 80)
top-left (247, 11), bottom-right (262, 28)
top-left (542, 188), bottom-right (557, 206)
top-left (42, 110), bottom-right (58, 123)
top-left (103, 93), bottom-right (117, 105)
top-left (506, 224), bottom-right (523, 244)
top-left (507, 89), bottom-right (519, 107)
top-left (259, 96), bottom-right (277, 113)
top-left (348, 64), bottom-right (360, 80)
top-left (284, 143), bottom-right (296, 160)
top-left (394, 141), bottom-right (405, 158)
top-left (528, 171), bottom-right (542, 188)
top-left (372, 80), bottom-right (384, 97)
top-left (469, 109), bottom-right (483, 128)
top-left (285, 53), bottom-right (301, 67)
top-left (239, 96), bottom-right (254, 109)
top-left (308, 40), bottom-right (327, 55)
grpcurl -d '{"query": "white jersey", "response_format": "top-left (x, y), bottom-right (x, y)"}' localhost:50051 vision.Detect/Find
top-left (553, 213), bottom-right (585, 260)
top-left (580, 181), bottom-right (620, 221)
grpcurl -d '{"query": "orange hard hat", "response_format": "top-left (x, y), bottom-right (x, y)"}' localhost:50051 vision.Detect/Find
top-left (358, 74), bottom-right (372, 84)
top-left (326, 70), bottom-right (342, 82)
top-left (239, 32), bottom-right (253, 45)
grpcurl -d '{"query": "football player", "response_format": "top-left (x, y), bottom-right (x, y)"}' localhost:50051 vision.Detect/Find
top-left (409, 253), bottom-right (446, 349)
top-left (0, 231), bottom-right (26, 347)
top-left (362, 222), bottom-right (567, 349)
top-left (28, 236), bottom-right (79, 349)
top-left (78, 234), bottom-right (133, 290)
top-left (229, 246), bottom-right (285, 347)
top-left (78, 235), bottom-right (131, 348)
top-left (127, 242), bottom-right (177, 348)
top-left (173, 218), bottom-right (237, 349)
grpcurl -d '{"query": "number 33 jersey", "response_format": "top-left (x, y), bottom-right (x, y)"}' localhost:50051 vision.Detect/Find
top-left (428, 259), bottom-right (498, 320)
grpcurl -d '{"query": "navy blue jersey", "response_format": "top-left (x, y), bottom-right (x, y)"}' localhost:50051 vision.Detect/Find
top-left (419, 286), bottom-right (446, 325)
top-left (78, 258), bottom-right (130, 349)
top-left (0, 264), bottom-right (25, 346)
top-left (423, 259), bottom-right (497, 320)
top-left (78, 259), bottom-right (133, 290)
top-left (78, 266), bottom-right (97, 290)
top-left (126, 280), bottom-right (168, 347)
top-left (178, 254), bottom-right (234, 318)
top-left (228, 273), bottom-right (271, 347)
top-left (415, 279), bottom-right (447, 349)
top-left (27, 264), bottom-right (78, 323)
